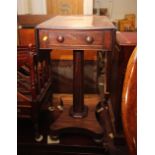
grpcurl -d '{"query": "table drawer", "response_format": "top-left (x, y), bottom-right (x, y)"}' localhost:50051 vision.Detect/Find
top-left (39, 30), bottom-right (112, 50)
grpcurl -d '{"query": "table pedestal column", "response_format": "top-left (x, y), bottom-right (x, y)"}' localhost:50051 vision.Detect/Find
top-left (49, 50), bottom-right (103, 144)
top-left (70, 50), bottom-right (88, 118)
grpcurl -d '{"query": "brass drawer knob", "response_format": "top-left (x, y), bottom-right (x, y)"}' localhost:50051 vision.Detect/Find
top-left (85, 36), bottom-right (94, 44)
top-left (57, 35), bottom-right (64, 43)
top-left (42, 36), bottom-right (48, 42)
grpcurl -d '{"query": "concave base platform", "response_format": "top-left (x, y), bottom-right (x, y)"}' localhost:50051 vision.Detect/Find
top-left (50, 100), bottom-right (104, 144)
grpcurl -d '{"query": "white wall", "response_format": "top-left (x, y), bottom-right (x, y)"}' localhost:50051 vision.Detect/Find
top-left (17, 0), bottom-right (93, 15)
top-left (17, 0), bottom-right (46, 14)
top-left (84, 0), bottom-right (93, 15)
top-left (30, 0), bottom-right (46, 14)
top-left (111, 0), bottom-right (136, 20)
top-left (17, 0), bottom-right (136, 21)
top-left (94, 0), bottom-right (137, 20)
top-left (17, 0), bottom-right (30, 14)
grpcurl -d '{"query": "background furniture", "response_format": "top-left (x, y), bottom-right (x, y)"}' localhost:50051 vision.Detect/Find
top-left (17, 15), bottom-right (53, 46)
top-left (17, 45), bottom-right (52, 141)
top-left (110, 31), bottom-right (137, 137)
top-left (122, 48), bottom-right (137, 155)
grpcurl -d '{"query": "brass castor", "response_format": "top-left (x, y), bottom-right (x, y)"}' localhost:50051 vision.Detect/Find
top-left (47, 135), bottom-right (60, 144)
top-left (35, 134), bottom-right (44, 142)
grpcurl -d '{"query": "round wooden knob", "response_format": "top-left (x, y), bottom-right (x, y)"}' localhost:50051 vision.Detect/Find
top-left (85, 36), bottom-right (94, 44)
top-left (57, 35), bottom-right (64, 43)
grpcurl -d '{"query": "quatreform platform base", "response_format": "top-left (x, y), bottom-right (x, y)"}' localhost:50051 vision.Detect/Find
top-left (49, 101), bottom-right (104, 143)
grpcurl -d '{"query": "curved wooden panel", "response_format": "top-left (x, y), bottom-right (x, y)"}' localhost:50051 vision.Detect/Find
top-left (122, 47), bottom-right (137, 155)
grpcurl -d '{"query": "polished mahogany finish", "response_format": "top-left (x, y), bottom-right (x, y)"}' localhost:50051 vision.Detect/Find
top-left (18, 29), bottom-right (35, 46)
top-left (36, 15), bottom-right (116, 142)
top-left (111, 32), bottom-right (137, 134)
top-left (50, 97), bottom-right (104, 142)
top-left (116, 32), bottom-right (137, 46)
top-left (38, 29), bottom-right (112, 50)
top-left (122, 48), bottom-right (137, 155)
top-left (17, 15), bottom-right (102, 93)
top-left (70, 50), bottom-right (88, 118)
top-left (37, 16), bottom-right (115, 30)
top-left (37, 16), bottom-right (115, 51)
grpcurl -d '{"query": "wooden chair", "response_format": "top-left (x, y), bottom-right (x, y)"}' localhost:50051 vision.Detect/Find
top-left (121, 47), bottom-right (137, 155)
top-left (17, 44), bottom-right (52, 142)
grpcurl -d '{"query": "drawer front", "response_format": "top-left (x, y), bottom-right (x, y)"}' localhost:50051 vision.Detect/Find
top-left (39, 30), bottom-right (112, 50)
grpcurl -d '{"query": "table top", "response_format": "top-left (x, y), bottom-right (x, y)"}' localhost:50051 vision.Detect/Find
top-left (116, 31), bottom-right (137, 46)
top-left (36, 15), bottom-right (116, 30)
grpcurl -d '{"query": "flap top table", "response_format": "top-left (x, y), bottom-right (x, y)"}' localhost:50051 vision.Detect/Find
top-left (36, 15), bottom-right (116, 143)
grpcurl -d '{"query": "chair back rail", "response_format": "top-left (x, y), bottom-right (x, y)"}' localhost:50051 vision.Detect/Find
top-left (17, 45), bottom-right (51, 103)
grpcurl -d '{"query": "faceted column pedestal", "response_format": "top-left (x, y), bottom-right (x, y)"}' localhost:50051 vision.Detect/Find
top-left (70, 50), bottom-right (88, 118)
top-left (49, 50), bottom-right (103, 144)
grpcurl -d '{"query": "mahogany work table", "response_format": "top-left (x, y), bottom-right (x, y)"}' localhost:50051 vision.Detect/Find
top-left (36, 15), bottom-right (116, 143)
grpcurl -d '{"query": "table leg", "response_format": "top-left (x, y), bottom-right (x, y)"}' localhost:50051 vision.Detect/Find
top-left (70, 50), bottom-right (88, 118)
